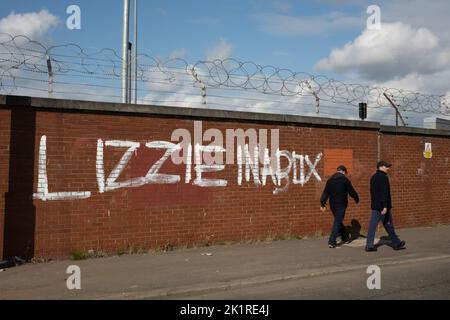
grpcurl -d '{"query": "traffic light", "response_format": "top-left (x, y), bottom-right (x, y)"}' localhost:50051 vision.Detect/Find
top-left (359, 102), bottom-right (367, 120)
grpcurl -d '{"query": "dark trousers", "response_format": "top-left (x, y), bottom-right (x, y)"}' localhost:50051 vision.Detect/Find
top-left (366, 209), bottom-right (401, 248)
top-left (329, 207), bottom-right (347, 245)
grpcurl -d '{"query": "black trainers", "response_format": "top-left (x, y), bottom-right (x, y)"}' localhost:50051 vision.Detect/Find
top-left (393, 240), bottom-right (406, 250)
top-left (328, 243), bottom-right (337, 248)
top-left (365, 247), bottom-right (377, 252)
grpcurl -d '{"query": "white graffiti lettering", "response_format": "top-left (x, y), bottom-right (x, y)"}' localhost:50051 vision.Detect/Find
top-left (261, 147), bottom-right (278, 186)
top-left (33, 135), bottom-right (91, 201)
top-left (103, 140), bottom-right (142, 192)
top-left (144, 141), bottom-right (181, 184)
top-left (33, 135), bottom-right (323, 201)
top-left (274, 149), bottom-right (293, 195)
top-left (194, 144), bottom-right (227, 187)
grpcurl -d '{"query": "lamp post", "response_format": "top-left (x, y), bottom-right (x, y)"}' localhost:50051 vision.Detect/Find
top-left (121, 0), bottom-right (130, 103)
top-left (134, 0), bottom-right (138, 104)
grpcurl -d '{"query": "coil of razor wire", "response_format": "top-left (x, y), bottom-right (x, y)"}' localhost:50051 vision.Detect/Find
top-left (0, 32), bottom-right (449, 116)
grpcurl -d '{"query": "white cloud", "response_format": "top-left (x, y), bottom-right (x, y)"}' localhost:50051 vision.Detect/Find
top-left (0, 10), bottom-right (125, 105)
top-left (253, 11), bottom-right (362, 36)
top-left (310, 1), bottom-right (450, 126)
top-left (0, 9), bottom-right (59, 39)
top-left (379, 0), bottom-right (450, 44)
top-left (315, 22), bottom-right (450, 85)
top-left (376, 70), bottom-right (450, 95)
top-left (0, 10), bottom-right (60, 98)
top-left (205, 38), bottom-right (233, 61)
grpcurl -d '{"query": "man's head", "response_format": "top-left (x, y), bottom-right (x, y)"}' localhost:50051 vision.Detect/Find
top-left (337, 165), bottom-right (348, 175)
top-left (377, 160), bottom-right (392, 173)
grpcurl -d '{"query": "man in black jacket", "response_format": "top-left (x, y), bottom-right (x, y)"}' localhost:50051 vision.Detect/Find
top-left (366, 161), bottom-right (406, 252)
top-left (320, 165), bottom-right (359, 248)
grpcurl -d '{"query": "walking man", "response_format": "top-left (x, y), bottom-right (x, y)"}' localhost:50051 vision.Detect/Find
top-left (366, 161), bottom-right (406, 252)
top-left (320, 165), bottom-right (359, 248)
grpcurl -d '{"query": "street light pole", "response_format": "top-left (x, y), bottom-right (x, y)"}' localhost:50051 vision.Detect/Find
top-left (134, 0), bottom-right (138, 104)
top-left (121, 0), bottom-right (130, 104)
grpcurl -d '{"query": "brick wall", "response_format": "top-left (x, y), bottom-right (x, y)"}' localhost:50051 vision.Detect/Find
top-left (380, 133), bottom-right (450, 227)
top-left (0, 107), bottom-right (10, 259)
top-left (1, 96), bottom-right (449, 259)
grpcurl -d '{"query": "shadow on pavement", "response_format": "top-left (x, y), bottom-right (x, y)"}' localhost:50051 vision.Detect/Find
top-left (345, 219), bottom-right (366, 244)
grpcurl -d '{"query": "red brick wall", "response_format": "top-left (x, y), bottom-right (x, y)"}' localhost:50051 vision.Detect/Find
top-left (1, 102), bottom-right (449, 259)
top-left (0, 108), bottom-right (11, 259)
top-left (380, 133), bottom-right (450, 228)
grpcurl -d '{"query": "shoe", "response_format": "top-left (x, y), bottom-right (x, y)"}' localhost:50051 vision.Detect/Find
top-left (328, 243), bottom-right (337, 248)
top-left (365, 247), bottom-right (377, 252)
top-left (393, 240), bottom-right (406, 250)
top-left (341, 236), bottom-right (350, 244)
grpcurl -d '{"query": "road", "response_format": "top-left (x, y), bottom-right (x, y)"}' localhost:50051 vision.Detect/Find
top-left (173, 256), bottom-right (450, 299)
top-left (0, 225), bottom-right (449, 300)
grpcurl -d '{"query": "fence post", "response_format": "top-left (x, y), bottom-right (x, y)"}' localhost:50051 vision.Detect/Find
top-left (190, 66), bottom-right (207, 105)
top-left (383, 92), bottom-right (407, 127)
top-left (45, 53), bottom-right (53, 98)
top-left (305, 80), bottom-right (320, 114)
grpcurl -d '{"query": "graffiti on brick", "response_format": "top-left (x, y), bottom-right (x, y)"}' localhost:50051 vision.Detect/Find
top-left (33, 122), bottom-right (323, 201)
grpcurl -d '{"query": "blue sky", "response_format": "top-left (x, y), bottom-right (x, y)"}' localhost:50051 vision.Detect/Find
top-left (1, 0), bottom-right (369, 74)
top-left (2, 0), bottom-right (449, 85)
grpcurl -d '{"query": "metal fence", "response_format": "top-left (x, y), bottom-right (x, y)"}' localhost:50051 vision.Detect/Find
top-left (1, 33), bottom-right (449, 127)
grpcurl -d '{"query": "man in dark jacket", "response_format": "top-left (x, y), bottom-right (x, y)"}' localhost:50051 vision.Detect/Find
top-left (365, 161), bottom-right (406, 252)
top-left (320, 165), bottom-right (359, 248)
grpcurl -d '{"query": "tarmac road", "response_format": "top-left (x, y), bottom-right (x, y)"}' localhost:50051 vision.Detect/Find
top-left (174, 255), bottom-right (450, 299)
top-left (0, 225), bottom-right (449, 300)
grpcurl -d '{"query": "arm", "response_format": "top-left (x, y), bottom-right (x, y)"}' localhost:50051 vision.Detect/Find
top-left (347, 179), bottom-right (359, 204)
top-left (320, 181), bottom-right (330, 208)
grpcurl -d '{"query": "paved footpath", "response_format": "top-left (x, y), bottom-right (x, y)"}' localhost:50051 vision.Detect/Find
top-left (0, 225), bottom-right (449, 299)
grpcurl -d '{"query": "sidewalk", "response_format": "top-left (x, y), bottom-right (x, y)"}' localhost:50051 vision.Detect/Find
top-left (0, 225), bottom-right (449, 299)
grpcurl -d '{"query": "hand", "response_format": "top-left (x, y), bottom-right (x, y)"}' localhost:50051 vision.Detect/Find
top-left (320, 206), bottom-right (326, 212)
top-left (381, 208), bottom-right (387, 215)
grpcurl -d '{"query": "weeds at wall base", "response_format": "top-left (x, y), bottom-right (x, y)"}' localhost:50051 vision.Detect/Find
top-left (65, 232), bottom-right (327, 261)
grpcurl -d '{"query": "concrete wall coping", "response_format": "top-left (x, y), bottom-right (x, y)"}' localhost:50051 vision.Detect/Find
top-left (0, 95), bottom-right (380, 130)
top-left (380, 125), bottom-right (450, 137)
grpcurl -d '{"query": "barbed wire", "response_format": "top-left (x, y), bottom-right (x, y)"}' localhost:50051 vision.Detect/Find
top-left (1, 32), bottom-right (449, 122)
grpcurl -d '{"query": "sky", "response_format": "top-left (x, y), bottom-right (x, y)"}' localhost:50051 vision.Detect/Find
top-left (1, 0), bottom-right (450, 127)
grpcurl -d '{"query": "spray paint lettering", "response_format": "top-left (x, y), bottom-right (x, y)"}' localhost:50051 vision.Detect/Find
top-left (33, 133), bottom-right (322, 201)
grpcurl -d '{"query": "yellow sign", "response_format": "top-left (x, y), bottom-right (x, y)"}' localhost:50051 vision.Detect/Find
top-left (423, 143), bottom-right (432, 159)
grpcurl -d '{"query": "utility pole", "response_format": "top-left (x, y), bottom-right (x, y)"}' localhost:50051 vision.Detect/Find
top-left (128, 41), bottom-right (132, 103)
top-left (121, 0), bottom-right (130, 104)
top-left (383, 92), bottom-right (407, 127)
top-left (134, 0), bottom-right (138, 104)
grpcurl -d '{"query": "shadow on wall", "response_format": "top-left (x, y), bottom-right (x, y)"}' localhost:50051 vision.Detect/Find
top-left (2, 96), bottom-right (36, 261)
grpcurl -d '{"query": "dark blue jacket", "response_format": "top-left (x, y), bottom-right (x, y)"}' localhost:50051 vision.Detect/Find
top-left (320, 172), bottom-right (359, 210)
top-left (370, 170), bottom-right (392, 210)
